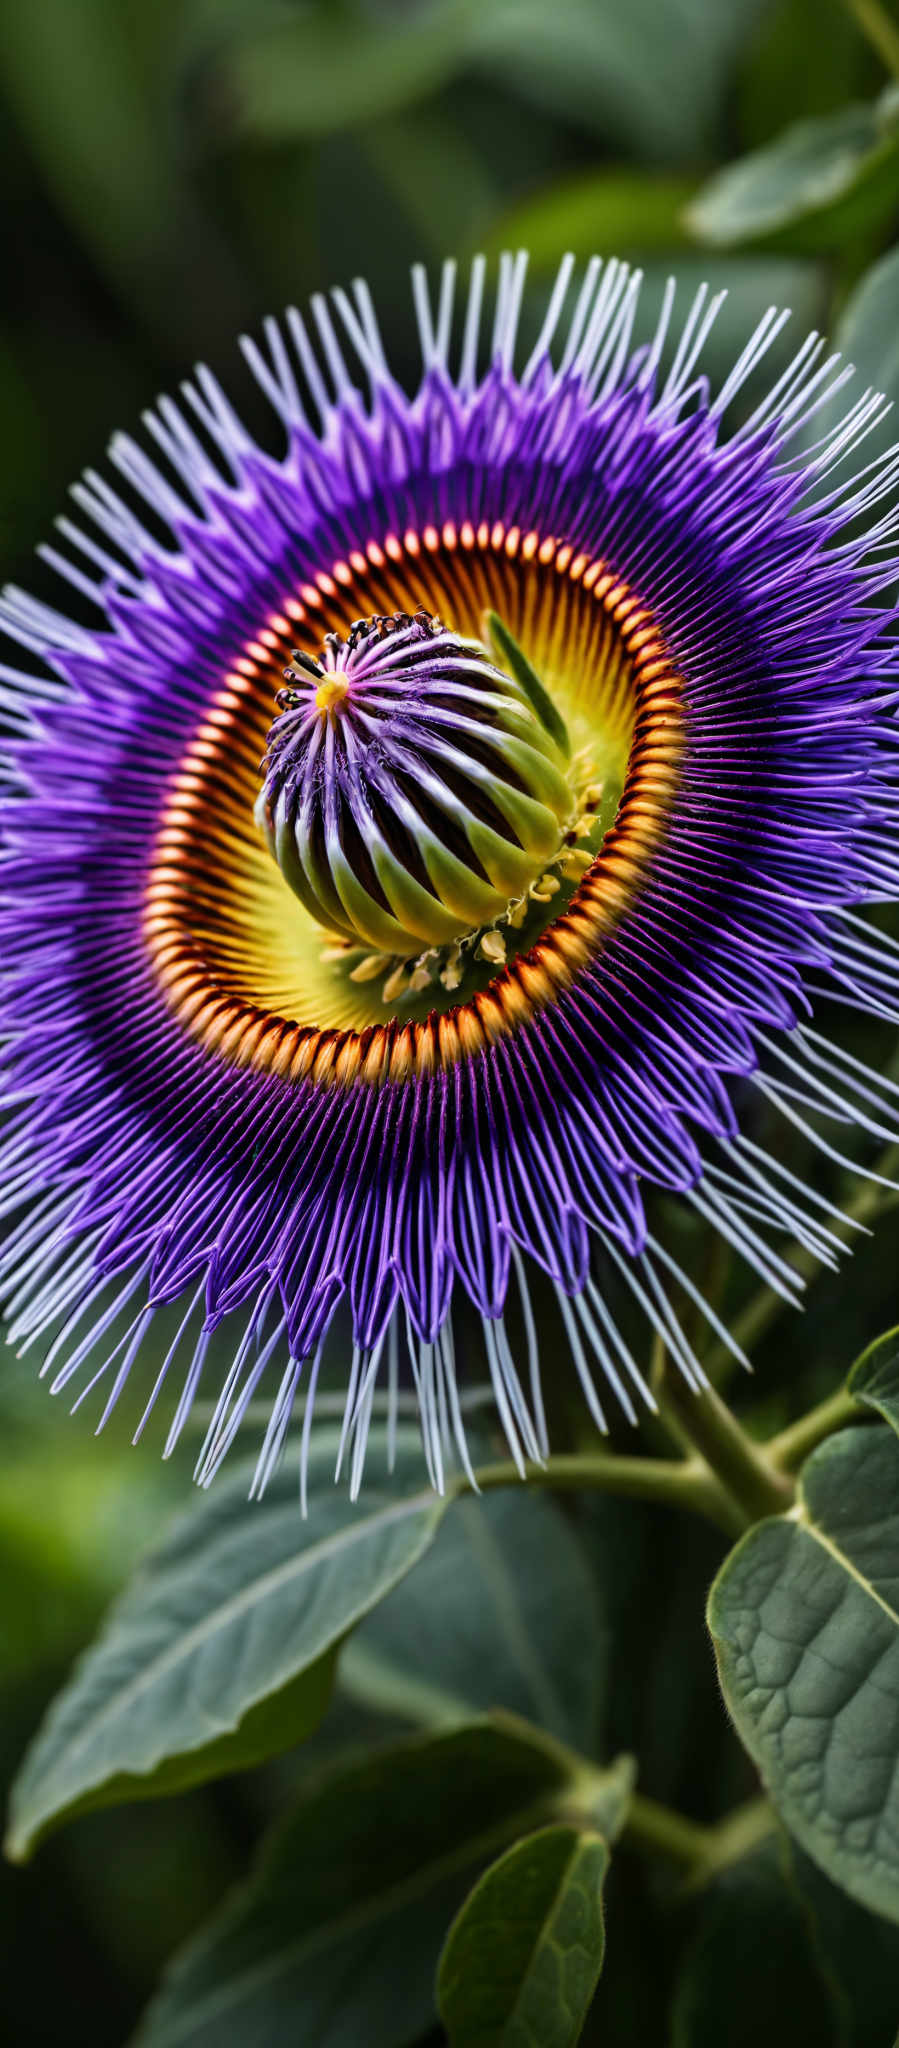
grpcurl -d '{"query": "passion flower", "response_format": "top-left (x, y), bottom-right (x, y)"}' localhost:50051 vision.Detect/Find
top-left (2, 253), bottom-right (897, 1496)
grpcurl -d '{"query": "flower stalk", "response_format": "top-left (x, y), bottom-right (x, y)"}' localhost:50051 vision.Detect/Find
top-left (655, 1372), bottom-right (795, 1525)
top-left (621, 1791), bottom-right (776, 1882)
top-left (843, 0), bottom-right (899, 76)
top-left (767, 1387), bottom-right (863, 1472)
top-left (469, 1449), bottom-right (744, 1535)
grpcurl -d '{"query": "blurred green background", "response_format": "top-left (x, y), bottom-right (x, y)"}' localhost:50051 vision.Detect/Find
top-left (3, 1), bottom-right (899, 2042)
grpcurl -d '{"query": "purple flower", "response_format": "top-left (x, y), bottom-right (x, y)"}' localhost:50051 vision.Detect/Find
top-left (2, 253), bottom-right (898, 1497)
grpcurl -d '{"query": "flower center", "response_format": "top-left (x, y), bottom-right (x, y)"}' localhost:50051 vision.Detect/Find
top-left (314, 671), bottom-right (350, 714)
top-left (255, 609), bottom-right (606, 1003)
top-left (144, 518), bottom-right (685, 1083)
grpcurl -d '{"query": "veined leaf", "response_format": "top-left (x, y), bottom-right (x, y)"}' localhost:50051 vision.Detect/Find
top-left (670, 1840), bottom-right (848, 2046)
top-left (479, 170), bottom-right (693, 267)
top-left (6, 1430), bottom-right (449, 1860)
top-left (129, 1718), bottom-right (580, 2048)
top-left (848, 1324), bottom-right (899, 1434)
top-left (195, 0), bottom-right (474, 144)
top-left (685, 89), bottom-right (899, 253)
top-left (340, 1486), bottom-right (605, 1749)
top-left (828, 243), bottom-right (899, 411)
top-left (468, 0), bottom-right (768, 164)
top-left (709, 1424), bottom-right (899, 1922)
top-left (437, 1823), bottom-right (610, 2048)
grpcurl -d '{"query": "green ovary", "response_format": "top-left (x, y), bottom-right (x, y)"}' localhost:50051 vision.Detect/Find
top-left (255, 612), bottom-right (629, 1013)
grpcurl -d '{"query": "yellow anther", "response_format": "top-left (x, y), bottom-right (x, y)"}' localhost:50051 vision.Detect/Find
top-left (349, 952), bottom-right (389, 983)
top-left (439, 944), bottom-right (463, 991)
top-left (314, 671), bottom-right (350, 714)
top-left (559, 847), bottom-right (593, 875)
top-left (382, 961), bottom-right (409, 1004)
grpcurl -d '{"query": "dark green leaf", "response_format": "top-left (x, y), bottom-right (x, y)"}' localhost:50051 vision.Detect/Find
top-left (6, 1430), bottom-right (450, 1860)
top-left (793, 242), bottom-right (899, 468)
top-left (468, 0), bottom-right (769, 165)
top-left (685, 90), bottom-right (899, 253)
top-left (828, 242), bottom-right (899, 409)
top-left (196, 0), bottom-right (473, 144)
top-left (193, 0), bottom-right (768, 166)
top-left (340, 1487), bottom-right (605, 1749)
top-left (633, 256), bottom-right (827, 400)
top-left (737, 0), bottom-right (880, 153)
top-left (785, 1840), bottom-right (899, 2047)
top-left (437, 1824), bottom-right (609, 2048)
top-left (709, 1424), bottom-right (899, 1922)
top-left (480, 171), bottom-right (693, 268)
top-left (848, 1325), bottom-right (899, 1434)
top-left (129, 1717), bottom-right (576, 2048)
top-left (670, 1840), bottom-right (848, 2047)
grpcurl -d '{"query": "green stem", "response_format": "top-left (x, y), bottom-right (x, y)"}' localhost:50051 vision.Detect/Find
top-left (656, 1371), bottom-right (794, 1525)
top-left (622, 1792), bottom-right (776, 1880)
top-left (622, 1792), bottom-right (711, 1872)
top-left (842, 0), bottom-right (899, 75)
top-left (469, 1448), bottom-right (743, 1535)
top-left (768, 1386), bottom-right (863, 1471)
top-left (689, 1797), bottom-right (778, 1885)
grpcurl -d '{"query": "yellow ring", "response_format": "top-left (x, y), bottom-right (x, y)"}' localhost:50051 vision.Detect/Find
top-left (144, 521), bottom-right (686, 1086)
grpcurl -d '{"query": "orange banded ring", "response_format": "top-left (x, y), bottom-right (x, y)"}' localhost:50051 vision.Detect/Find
top-left (143, 520), bottom-right (686, 1087)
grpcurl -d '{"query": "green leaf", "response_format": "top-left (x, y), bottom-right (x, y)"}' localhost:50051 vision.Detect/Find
top-left (670, 1840), bottom-right (849, 2046)
top-left (129, 1717), bottom-right (577, 2048)
top-left (480, 170), bottom-right (693, 268)
top-left (848, 1324), bottom-right (899, 1434)
top-left (195, 0), bottom-right (474, 144)
top-left (193, 0), bottom-right (768, 166)
top-left (362, 105), bottom-right (497, 258)
top-left (634, 256), bottom-right (827, 396)
top-left (737, 0), bottom-right (879, 153)
top-left (709, 1424), bottom-right (899, 1922)
top-left (437, 1824), bottom-right (609, 2048)
top-left (785, 1839), bottom-right (899, 2044)
top-left (6, 1429), bottom-right (450, 1860)
top-left (829, 241), bottom-right (899, 407)
top-left (468, 0), bottom-right (768, 165)
top-left (793, 242), bottom-right (899, 467)
top-left (340, 1487), bottom-right (605, 1749)
top-left (0, 0), bottom-right (246, 355)
top-left (685, 89), bottom-right (899, 254)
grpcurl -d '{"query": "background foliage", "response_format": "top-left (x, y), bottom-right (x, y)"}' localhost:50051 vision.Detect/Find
top-left (3, 1), bottom-right (899, 2042)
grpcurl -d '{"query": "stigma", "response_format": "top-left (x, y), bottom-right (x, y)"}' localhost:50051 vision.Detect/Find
top-left (314, 672), bottom-right (350, 715)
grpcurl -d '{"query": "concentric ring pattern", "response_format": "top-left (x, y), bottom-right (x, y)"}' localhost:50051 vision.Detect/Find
top-left (146, 521), bottom-right (683, 1083)
top-left (1, 252), bottom-right (898, 1495)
